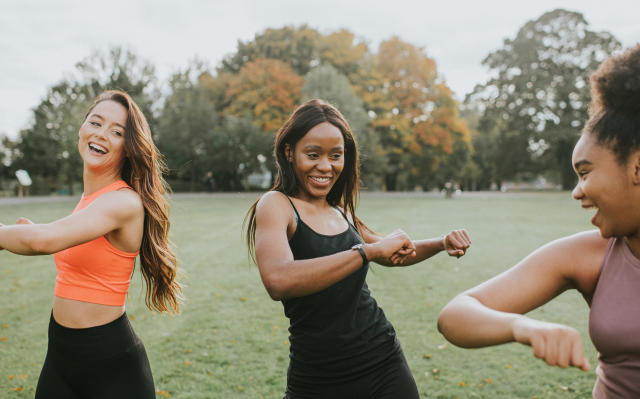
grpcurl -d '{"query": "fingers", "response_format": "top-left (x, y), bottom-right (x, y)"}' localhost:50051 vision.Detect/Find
top-left (390, 249), bottom-right (416, 265)
top-left (526, 323), bottom-right (589, 371)
top-left (570, 335), bottom-right (590, 371)
top-left (445, 229), bottom-right (471, 257)
top-left (15, 217), bottom-right (34, 225)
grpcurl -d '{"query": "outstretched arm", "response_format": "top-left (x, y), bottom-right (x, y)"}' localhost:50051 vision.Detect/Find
top-left (0, 190), bottom-right (142, 255)
top-left (362, 228), bottom-right (471, 267)
top-left (437, 230), bottom-right (606, 371)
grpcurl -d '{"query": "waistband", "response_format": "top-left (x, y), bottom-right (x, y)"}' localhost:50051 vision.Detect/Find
top-left (48, 312), bottom-right (140, 360)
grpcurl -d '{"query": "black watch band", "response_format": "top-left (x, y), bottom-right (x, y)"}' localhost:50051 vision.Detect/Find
top-left (351, 243), bottom-right (368, 265)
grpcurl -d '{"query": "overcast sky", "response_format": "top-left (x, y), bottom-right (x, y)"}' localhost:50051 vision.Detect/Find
top-left (1, 0), bottom-right (638, 139)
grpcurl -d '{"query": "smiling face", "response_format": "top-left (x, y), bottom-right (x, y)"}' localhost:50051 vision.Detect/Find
top-left (78, 100), bottom-right (127, 174)
top-left (288, 122), bottom-right (345, 202)
top-left (571, 133), bottom-right (640, 238)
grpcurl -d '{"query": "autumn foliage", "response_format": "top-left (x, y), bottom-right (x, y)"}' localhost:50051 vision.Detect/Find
top-left (225, 58), bottom-right (304, 133)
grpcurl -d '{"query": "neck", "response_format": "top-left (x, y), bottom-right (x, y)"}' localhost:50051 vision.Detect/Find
top-left (625, 234), bottom-right (640, 260)
top-left (293, 190), bottom-right (331, 209)
top-left (83, 165), bottom-right (122, 196)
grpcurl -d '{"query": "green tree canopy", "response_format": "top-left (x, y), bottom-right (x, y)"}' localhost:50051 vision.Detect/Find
top-left (468, 9), bottom-right (621, 189)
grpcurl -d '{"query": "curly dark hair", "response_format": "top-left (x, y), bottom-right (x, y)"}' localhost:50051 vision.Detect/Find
top-left (585, 44), bottom-right (640, 162)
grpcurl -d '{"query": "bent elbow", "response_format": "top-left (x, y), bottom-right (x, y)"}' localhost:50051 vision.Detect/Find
top-left (436, 305), bottom-right (454, 338)
top-left (261, 273), bottom-right (288, 301)
top-left (436, 300), bottom-right (471, 348)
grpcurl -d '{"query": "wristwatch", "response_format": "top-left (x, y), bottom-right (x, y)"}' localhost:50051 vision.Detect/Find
top-left (351, 243), bottom-right (368, 265)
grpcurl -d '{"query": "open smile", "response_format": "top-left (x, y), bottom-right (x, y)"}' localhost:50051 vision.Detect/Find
top-left (88, 142), bottom-right (108, 155)
top-left (582, 203), bottom-right (599, 226)
top-left (309, 176), bottom-right (332, 186)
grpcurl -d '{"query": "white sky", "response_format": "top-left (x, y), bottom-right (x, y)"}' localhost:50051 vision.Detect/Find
top-left (1, 0), bottom-right (638, 139)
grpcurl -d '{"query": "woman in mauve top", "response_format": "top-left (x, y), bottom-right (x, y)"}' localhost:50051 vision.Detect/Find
top-left (244, 99), bottom-right (471, 399)
top-left (437, 44), bottom-right (640, 398)
top-left (0, 90), bottom-right (181, 398)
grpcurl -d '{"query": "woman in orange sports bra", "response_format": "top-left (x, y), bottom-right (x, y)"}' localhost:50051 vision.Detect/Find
top-left (0, 90), bottom-right (181, 399)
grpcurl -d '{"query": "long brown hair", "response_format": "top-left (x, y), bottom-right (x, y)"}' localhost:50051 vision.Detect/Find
top-left (85, 90), bottom-right (182, 313)
top-left (244, 99), bottom-right (369, 259)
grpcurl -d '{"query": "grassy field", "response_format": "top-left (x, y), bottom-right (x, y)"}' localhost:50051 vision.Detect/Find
top-left (0, 192), bottom-right (598, 398)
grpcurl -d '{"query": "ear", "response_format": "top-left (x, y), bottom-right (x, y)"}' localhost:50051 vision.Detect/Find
top-left (630, 150), bottom-right (640, 185)
top-left (284, 144), bottom-right (293, 162)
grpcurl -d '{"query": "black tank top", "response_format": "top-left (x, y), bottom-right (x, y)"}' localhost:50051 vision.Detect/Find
top-left (283, 197), bottom-right (401, 385)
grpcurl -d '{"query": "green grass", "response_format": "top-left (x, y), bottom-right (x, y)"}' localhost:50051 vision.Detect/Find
top-left (0, 192), bottom-right (597, 398)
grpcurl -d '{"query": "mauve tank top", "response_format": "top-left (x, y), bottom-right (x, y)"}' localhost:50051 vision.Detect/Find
top-left (283, 197), bottom-right (401, 385)
top-left (589, 237), bottom-right (640, 398)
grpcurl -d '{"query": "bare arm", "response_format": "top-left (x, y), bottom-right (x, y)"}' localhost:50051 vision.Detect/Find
top-left (0, 190), bottom-right (142, 255)
top-left (254, 192), bottom-right (415, 300)
top-left (437, 230), bottom-right (606, 370)
top-left (361, 228), bottom-right (471, 267)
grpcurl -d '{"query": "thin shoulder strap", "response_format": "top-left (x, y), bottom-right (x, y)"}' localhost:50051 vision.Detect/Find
top-left (286, 196), bottom-right (300, 224)
top-left (334, 206), bottom-right (350, 224)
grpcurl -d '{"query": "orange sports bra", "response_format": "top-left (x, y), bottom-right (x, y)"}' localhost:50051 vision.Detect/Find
top-left (53, 180), bottom-right (139, 306)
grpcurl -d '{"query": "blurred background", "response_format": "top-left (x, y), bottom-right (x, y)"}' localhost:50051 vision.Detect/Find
top-left (1, 0), bottom-right (638, 196)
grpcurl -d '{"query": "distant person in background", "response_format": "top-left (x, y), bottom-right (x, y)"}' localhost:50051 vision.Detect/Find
top-left (203, 170), bottom-right (216, 192)
top-left (437, 44), bottom-right (640, 398)
top-left (0, 90), bottom-right (181, 399)
top-left (244, 99), bottom-right (470, 399)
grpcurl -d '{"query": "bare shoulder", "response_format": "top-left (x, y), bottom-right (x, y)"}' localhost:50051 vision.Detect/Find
top-left (256, 191), bottom-right (291, 213)
top-left (255, 191), bottom-right (295, 227)
top-left (91, 188), bottom-right (144, 219)
top-left (554, 230), bottom-right (608, 295)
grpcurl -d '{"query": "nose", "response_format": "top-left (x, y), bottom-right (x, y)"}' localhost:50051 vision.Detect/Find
top-left (572, 182), bottom-right (584, 200)
top-left (317, 156), bottom-right (331, 172)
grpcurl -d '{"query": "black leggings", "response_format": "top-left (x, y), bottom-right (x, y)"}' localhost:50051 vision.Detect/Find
top-left (35, 312), bottom-right (155, 399)
top-left (284, 352), bottom-right (420, 399)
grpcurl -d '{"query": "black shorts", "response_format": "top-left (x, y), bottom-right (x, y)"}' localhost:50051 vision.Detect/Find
top-left (35, 312), bottom-right (155, 399)
top-left (284, 351), bottom-right (420, 399)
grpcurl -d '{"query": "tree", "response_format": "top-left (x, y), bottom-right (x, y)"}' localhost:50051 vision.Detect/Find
top-left (156, 65), bottom-right (220, 190)
top-left (0, 134), bottom-right (14, 192)
top-left (220, 26), bottom-right (322, 76)
top-left (318, 30), bottom-right (369, 83)
top-left (225, 58), bottom-right (304, 133)
top-left (158, 65), bottom-right (273, 191)
top-left (362, 37), bottom-right (471, 190)
top-left (13, 80), bottom-right (87, 194)
top-left (468, 9), bottom-right (621, 189)
top-left (74, 46), bottom-right (158, 132)
top-left (302, 64), bottom-right (385, 189)
top-left (206, 115), bottom-right (273, 191)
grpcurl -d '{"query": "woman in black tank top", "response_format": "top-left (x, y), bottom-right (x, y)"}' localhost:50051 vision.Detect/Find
top-left (245, 99), bottom-right (471, 399)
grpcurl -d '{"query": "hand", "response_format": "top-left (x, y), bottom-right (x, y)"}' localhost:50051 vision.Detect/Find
top-left (512, 316), bottom-right (590, 371)
top-left (369, 229), bottom-right (416, 265)
top-left (443, 229), bottom-right (471, 258)
top-left (0, 222), bottom-right (4, 250)
top-left (15, 217), bottom-right (34, 225)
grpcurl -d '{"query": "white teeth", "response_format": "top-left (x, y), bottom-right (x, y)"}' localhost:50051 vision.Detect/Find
top-left (311, 177), bottom-right (330, 183)
top-left (89, 143), bottom-right (107, 154)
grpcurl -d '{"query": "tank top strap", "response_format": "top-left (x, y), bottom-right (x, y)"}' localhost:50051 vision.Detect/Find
top-left (333, 206), bottom-right (351, 225)
top-left (285, 196), bottom-right (300, 225)
top-left (76, 180), bottom-right (133, 212)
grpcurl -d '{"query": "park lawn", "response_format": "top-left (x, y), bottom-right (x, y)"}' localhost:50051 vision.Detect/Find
top-left (0, 192), bottom-right (597, 398)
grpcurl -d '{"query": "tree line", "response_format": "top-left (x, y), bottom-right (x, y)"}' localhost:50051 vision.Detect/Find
top-left (0, 9), bottom-right (622, 194)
